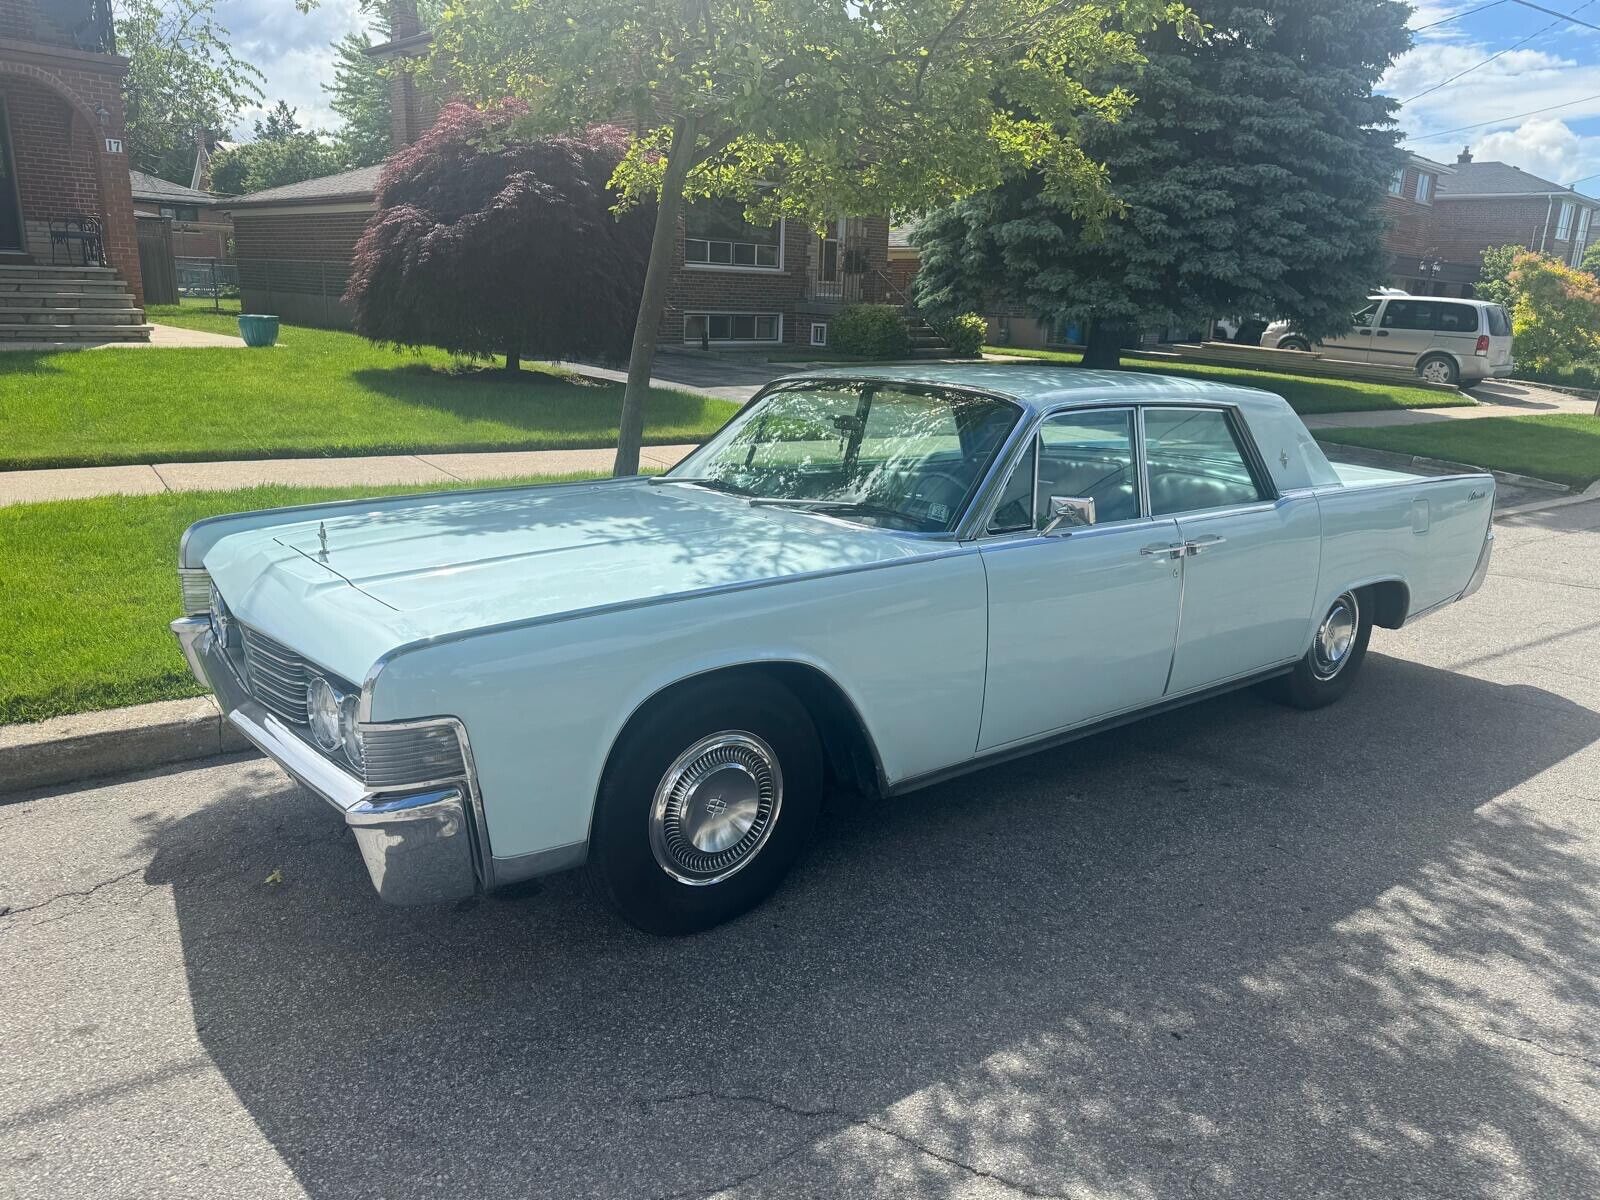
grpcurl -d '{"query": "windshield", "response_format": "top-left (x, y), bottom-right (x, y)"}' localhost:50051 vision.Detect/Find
top-left (667, 381), bottom-right (1022, 532)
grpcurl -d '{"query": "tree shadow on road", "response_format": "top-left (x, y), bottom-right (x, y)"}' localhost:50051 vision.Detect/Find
top-left (135, 654), bottom-right (1600, 1198)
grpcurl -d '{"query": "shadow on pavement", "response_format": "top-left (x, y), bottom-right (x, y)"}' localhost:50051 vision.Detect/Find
top-left (138, 654), bottom-right (1600, 1198)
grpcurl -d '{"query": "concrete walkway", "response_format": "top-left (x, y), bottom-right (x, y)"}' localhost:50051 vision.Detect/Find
top-left (1304, 378), bottom-right (1596, 430)
top-left (0, 444), bottom-right (699, 507)
top-left (0, 323), bottom-right (247, 352)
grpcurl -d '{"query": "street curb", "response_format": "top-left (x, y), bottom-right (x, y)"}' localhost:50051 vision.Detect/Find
top-left (1496, 480), bottom-right (1600, 520)
top-left (0, 696), bottom-right (256, 797)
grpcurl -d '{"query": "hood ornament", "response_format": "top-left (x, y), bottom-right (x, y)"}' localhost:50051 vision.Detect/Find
top-left (318, 521), bottom-right (329, 560)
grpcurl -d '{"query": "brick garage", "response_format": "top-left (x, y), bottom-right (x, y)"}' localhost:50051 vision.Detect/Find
top-left (223, 166), bottom-right (381, 329)
top-left (0, 26), bottom-right (142, 302)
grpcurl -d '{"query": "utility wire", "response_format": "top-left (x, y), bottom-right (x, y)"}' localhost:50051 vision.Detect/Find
top-left (1407, 91), bottom-right (1600, 141)
top-left (1507, 0), bottom-right (1600, 32)
top-left (1400, 0), bottom-right (1597, 105)
top-left (1415, 0), bottom-right (1506, 32)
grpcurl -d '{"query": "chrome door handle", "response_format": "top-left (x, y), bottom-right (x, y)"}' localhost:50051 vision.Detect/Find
top-left (1184, 535), bottom-right (1226, 555)
top-left (1140, 542), bottom-right (1186, 560)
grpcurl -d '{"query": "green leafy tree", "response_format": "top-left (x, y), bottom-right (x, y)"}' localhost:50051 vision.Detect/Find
top-left (209, 103), bottom-right (343, 195)
top-left (1507, 251), bottom-right (1600, 373)
top-left (1475, 243), bottom-right (1521, 308)
top-left (913, 0), bottom-right (1411, 367)
top-left (326, 31), bottom-right (392, 168)
top-left (1581, 239), bottom-right (1600, 282)
top-left (116, 0), bottom-right (263, 182)
top-left (434, 0), bottom-right (1192, 474)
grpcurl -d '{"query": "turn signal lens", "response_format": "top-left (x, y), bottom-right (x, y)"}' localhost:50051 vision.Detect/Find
top-left (1475, 334), bottom-right (1489, 355)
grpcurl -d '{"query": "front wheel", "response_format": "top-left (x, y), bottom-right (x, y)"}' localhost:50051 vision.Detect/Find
top-left (1268, 590), bottom-right (1372, 710)
top-left (1277, 335), bottom-right (1311, 352)
top-left (587, 673), bottom-right (822, 935)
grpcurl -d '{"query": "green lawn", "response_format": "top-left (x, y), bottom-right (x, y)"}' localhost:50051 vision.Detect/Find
top-left (0, 474), bottom-right (603, 725)
top-left (983, 345), bottom-right (1475, 415)
top-left (0, 309), bottom-right (737, 470)
top-left (1317, 414), bottom-right (1600, 489)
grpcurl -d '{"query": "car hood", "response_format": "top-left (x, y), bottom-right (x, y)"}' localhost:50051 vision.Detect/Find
top-left (203, 479), bottom-right (934, 682)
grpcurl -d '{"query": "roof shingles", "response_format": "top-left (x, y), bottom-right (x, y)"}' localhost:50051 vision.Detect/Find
top-left (222, 165), bottom-right (383, 208)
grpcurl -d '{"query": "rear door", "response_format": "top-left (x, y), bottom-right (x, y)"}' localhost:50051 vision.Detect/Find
top-left (1144, 407), bottom-right (1322, 695)
top-left (1368, 298), bottom-right (1437, 371)
top-left (1483, 303), bottom-right (1514, 373)
top-left (1432, 301), bottom-right (1484, 374)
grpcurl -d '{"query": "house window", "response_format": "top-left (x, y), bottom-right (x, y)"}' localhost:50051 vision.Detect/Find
top-left (810, 322), bottom-right (828, 347)
top-left (1388, 170), bottom-right (1405, 197)
top-left (684, 199), bottom-right (782, 269)
top-left (684, 312), bottom-right (782, 344)
top-left (1573, 207), bottom-right (1593, 265)
top-left (1415, 173), bottom-right (1432, 204)
top-left (158, 204), bottom-right (200, 221)
top-left (1555, 201), bottom-right (1575, 241)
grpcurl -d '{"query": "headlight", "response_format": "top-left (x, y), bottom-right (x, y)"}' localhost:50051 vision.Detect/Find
top-left (341, 702), bottom-right (365, 771)
top-left (306, 676), bottom-right (346, 752)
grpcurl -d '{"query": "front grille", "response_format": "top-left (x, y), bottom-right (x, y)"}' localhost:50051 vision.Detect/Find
top-left (238, 625), bottom-right (311, 726)
top-left (360, 724), bottom-right (468, 789)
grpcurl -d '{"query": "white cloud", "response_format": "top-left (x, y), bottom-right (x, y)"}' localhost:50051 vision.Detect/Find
top-left (1467, 117), bottom-right (1600, 186)
top-left (218, 0), bottom-right (369, 138)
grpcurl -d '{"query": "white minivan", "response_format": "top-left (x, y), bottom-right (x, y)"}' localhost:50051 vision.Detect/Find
top-left (1259, 294), bottom-right (1514, 386)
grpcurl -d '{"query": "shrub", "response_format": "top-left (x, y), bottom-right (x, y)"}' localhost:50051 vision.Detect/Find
top-left (829, 304), bottom-right (910, 358)
top-left (346, 101), bottom-right (654, 369)
top-left (1507, 252), bottom-right (1600, 375)
top-left (934, 312), bottom-right (987, 357)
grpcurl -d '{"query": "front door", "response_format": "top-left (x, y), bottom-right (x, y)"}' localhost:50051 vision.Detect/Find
top-left (1367, 298), bottom-right (1437, 371)
top-left (0, 98), bottom-right (24, 253)
top-left (978, 408), bottom-right (1183, 750)
top-left (1142, 407), bottom-right (1321, 694)
top-left (1323, 300), bottom-right (1378, 362)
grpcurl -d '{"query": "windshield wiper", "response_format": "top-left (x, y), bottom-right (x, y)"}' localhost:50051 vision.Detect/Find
top-left (648, 476), bottom-right (752, 497)
top-left (748, 497), bottom-right (932, 530)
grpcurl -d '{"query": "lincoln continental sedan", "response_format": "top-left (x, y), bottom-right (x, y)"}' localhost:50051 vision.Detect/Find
top-left (172, 366), bottom-right (1494, 934)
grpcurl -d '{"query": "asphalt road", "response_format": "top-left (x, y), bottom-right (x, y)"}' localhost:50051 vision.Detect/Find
top-left (4, 501), bottom-right (1599, 1200)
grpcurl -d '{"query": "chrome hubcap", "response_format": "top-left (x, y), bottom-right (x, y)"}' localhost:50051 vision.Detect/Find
top-left (649, 732), bottom-right (782, 886)
top-left (1312, 592), bottom-right (1360, 681)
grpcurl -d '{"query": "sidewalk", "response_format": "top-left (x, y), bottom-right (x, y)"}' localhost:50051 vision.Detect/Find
top-left (1304, 378), bottom-right (1596, 430)
top-left (0, 444), bottom-right (699, 506)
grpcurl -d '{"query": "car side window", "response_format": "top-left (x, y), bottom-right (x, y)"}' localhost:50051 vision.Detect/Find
top-left (1434, 303), bottom-right (1478, 333)
top-left (1381, 300), bottom-right (1436, 331)
top-left (1034, 409), bottom-right (1139, 526)
top-left (987, 437), bottom-right (1037, 533)
top-left (1144, 408), bottom-right (1268, 516)
top-left (1351, 302), bottom-right (1379, 328)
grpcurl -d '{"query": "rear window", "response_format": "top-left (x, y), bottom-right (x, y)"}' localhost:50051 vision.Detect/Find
top-left (1486, 305), bottom-right (1511, 337)
top-left (1434, 303), bottom-right (1479, 334)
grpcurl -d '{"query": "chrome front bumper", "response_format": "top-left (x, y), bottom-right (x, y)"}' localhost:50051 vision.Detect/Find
top-left (171, 616), bottom-right (479, 905)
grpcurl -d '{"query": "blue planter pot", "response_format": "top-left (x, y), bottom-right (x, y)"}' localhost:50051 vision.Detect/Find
top-left (237, 314), bottom-right (280, 348)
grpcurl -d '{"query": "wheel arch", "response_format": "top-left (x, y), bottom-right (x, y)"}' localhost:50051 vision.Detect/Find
top-left (1360, 578), bottom-right (1410, 629)
top-left (601, 660), bottom-right (888, 803)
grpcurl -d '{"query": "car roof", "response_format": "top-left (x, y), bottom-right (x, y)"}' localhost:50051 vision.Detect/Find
top-left (1372, 294), bottom-right (1496, 308)
top-left (774, 363), bottom-right (1291, 417)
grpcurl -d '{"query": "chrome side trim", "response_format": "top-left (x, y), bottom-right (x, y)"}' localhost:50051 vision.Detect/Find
top-left (888, 659), bottom-right (1299, 797)
top-left (491, 840), bottom-right (590, 886)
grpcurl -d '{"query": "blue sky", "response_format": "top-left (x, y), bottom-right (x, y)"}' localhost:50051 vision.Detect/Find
top-left (222, 0), bottom-right (1600, 199)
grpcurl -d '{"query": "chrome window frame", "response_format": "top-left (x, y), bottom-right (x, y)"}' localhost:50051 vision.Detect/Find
top-left (979, 404), bottom-right (1148, 537)
top-left (1139, 404), bottom-right (1280, 520)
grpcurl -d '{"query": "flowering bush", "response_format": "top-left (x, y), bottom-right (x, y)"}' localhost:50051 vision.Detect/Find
top-left (346, 102), bottom-right (653, 369)
top-left (1507, 252), bottom-right (1600, 375)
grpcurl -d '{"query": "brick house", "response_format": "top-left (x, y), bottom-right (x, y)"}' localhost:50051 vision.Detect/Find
top-left (130, 169), bottom-right (230, 260)
top-left (0, 0), bottom-right (147, 341)
top-left (227, 0), bottom-right (892, 346)
top-left (1380, 152), bottom-right (1455, 293)
top-left (1427, 150), bottom-right (1600, 296)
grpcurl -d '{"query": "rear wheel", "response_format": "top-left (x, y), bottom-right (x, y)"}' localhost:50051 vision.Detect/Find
top-left (1418, 353), bottom-right (1459, 386)
top-left (1269, 590), bottom-right (1372, 710)
top-left (1277, 335), bottom-right (1311, 352)
top-left (587, 673), bottom-right (822, 935)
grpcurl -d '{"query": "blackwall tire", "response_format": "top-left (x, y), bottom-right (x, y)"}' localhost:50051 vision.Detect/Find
top-left (587, 673), bottom-right (822, 935)
top-left (1268, 590), bottom-right (1373, 711)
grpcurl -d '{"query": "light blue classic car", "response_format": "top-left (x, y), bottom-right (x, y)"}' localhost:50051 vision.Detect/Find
top-left (172, 366), bottom-right (1494, 933)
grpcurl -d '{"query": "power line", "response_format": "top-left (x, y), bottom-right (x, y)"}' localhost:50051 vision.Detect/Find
top-left (1400, 0), bottom-right (1597, 105)
top-left (1415, 1), bottom-right (1506, 32)
top-left (1507, 0), bottom-right (1600, 32)
top-left (1407, 91), bottom-right (1600, 141)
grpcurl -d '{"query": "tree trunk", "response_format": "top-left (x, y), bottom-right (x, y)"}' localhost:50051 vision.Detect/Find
top-left (504, 347), bottom-right (521, 373)
top-left (1081, 320), bottom-right (1124, 369)
top-left (613, 113), bottom-right (699, 477)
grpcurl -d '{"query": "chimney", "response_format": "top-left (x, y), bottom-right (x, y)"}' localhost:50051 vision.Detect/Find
top-left (1457, 146), bottom-right (1473, 165)
top-left (388, 0), bottom-right (420, 39)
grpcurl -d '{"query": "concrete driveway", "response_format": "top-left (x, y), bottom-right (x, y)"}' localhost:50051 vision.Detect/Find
top-left (3, 501), bottom-right (1598, 1200)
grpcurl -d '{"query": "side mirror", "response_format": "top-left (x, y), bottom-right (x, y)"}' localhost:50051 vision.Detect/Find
top-left (1041, 495), bottom-right (1096, 536)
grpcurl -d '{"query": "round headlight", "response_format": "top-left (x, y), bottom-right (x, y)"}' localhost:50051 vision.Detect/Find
top-left (341, 699), bottom-right (364, 771)
top-left (306, 676), bottom-right (345, 752)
